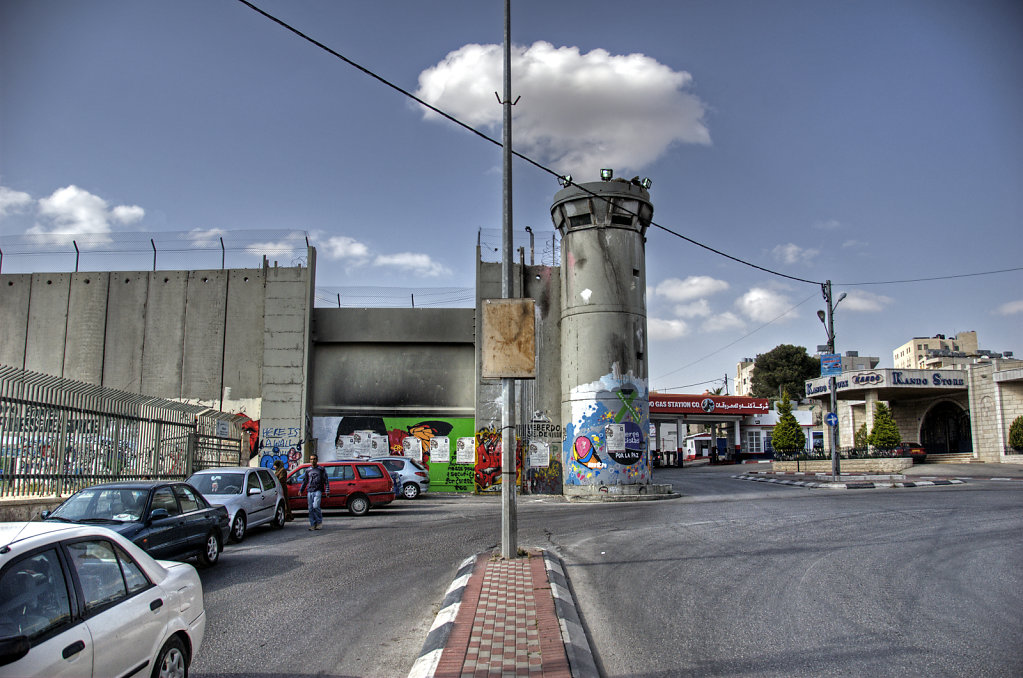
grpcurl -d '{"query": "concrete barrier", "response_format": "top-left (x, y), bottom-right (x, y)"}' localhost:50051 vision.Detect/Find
top-left (0, 497), bottom-right (63, 522)
top-left (772, 458), bottom-right (914, 474)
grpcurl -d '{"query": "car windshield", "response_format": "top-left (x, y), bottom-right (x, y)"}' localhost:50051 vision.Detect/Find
top-left (49, 488), bottom-right (149, 522)
top-left (188, 472), bottom-right (245, 495)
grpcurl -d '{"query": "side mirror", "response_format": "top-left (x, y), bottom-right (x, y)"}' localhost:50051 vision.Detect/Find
top-left (0, 635), bottom-right (31, 667)
top-left (40, 510), bottom-right (51, 520)
top-left (149, 508), bottom-right (170, 522)
top-left (248, 487), bottom-right (260, 496)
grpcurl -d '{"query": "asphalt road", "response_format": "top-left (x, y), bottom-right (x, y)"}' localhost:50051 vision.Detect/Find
top-left (189, 465), bottom-right (1023, 678)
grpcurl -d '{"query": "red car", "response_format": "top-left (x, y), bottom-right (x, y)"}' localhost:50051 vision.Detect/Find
top-left (285, 461), bottom-right (395, 516)
top-left (894, 442), bottom-right (927, 462)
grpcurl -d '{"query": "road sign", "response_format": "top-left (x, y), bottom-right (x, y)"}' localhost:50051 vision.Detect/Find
top-left (825, 412), bottom-right (838, 427)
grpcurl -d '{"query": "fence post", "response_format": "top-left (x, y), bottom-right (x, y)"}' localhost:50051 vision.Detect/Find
top-left (186, 431), bottom-right (197, 475)
top-left (151, 422), bottom-right (163, 478)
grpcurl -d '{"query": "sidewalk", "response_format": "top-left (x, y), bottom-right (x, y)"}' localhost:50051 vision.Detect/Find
top-left (408, 549), bottom-right (597, 678)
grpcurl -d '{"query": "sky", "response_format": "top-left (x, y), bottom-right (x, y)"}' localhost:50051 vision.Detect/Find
top-left (1, 0), bottom-right (1021, 394)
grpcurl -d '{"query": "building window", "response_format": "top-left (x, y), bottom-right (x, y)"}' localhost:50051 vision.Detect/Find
top-left (746, 430), bottom-right (762, 454)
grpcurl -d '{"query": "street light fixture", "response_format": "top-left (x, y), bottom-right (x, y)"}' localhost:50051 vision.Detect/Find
top-left (600, 168), bottom-right (614, 181)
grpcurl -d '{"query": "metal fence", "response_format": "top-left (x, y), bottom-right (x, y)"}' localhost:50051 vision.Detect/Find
top-left (0, 366), bottom-right (247, 498)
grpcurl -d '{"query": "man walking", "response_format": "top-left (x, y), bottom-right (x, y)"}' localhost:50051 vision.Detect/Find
top-left (300, 454), bottom-right (329, 531)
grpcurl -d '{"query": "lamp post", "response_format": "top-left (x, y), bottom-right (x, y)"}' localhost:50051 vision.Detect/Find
top-left (818, 280), bottom-right (847, 480)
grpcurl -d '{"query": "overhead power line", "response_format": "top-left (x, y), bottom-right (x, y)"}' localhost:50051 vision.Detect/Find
top-left (235, 1), bottom-right (1022, 291)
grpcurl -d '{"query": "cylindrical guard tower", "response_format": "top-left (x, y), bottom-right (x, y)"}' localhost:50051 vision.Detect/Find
top-left (551, 177), bottom-right (653, 493)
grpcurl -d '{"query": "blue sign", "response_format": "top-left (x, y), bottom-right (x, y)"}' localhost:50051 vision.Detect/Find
top-left (825, 412), bottom-right (838, 427)
top-left (820, 354), bottom-right (842, 377)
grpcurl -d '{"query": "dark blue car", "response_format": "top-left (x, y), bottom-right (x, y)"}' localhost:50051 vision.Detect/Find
top-left (43, 481), bottom-right (230, 566)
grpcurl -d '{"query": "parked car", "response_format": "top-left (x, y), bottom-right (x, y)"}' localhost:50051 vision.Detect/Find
top-left (0, 521), bottom-right (206, 677)
top-left (187, 466), bottom-right (287, 542)
top-left (368, 456), bottom-right (430, 499)
top-left (894, 441), bottom-right (927, 462)
top-left (42, 481), bottom-right (229, 567)
top-left (285, 461), bottom-right (395, 516)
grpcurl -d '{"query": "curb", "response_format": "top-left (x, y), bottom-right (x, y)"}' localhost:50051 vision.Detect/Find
top-left (407, 554), bottom-right (477, 678)
top-left (733, 474), bottom-right (966, 490)
top-left (543, 551), bottom-right (600, 678)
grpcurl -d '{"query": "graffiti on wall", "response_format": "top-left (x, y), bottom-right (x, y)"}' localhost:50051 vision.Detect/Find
top-left (474, 427), bottom-right (523, 493)
top-left (527, 458), bottom-right (563, 495)
top-left (258, 426), bottom-right (301, 471)
top-left (312, 416), bottom-right (475, 492)
top-left (564, 372), bottom-right (650, 486)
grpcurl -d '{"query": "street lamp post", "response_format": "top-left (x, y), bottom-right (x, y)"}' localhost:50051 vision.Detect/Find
top-left (818, 280), bottom-right (847, 481)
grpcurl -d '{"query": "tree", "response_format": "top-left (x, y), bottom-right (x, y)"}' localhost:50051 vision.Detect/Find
top-left (751, 345), bottom-right (821, 400)
top-left (854, 422), bottom-right (869, 449)
top-left (1009, 415), bottom-right (1023, 451)
top-left (867, 402), bottom-right (901, 450)
top-left (771, 390), bottom-right (806, 456)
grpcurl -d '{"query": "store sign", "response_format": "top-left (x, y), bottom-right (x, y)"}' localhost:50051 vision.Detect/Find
top-left (806, 369), bottom-right (966, 396)
top-left (650, 394), bottom-right (769, 415)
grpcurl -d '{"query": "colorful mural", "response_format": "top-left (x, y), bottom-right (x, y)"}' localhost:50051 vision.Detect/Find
top-left (563, 372), bottom-right (651, 486)
top-left (311, 416), bottom-right (477, 492)
top-left (473, 427), bottom-right (523, 494)
top-left (258, 425), bottom-right (301, 471)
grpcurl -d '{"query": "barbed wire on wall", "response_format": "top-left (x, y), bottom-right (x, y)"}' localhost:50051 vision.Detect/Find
top-left (0, 229), bottom-right (309, 274)
top-left (314, 286), bottom-right (475, 308)
top-left (477, 228), bottom-right (559, 266)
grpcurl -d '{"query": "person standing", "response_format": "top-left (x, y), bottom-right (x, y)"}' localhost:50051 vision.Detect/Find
top-left (272, 459), bottom-right (294, 522)
top-left (300, 454), bottom-right (329, 531)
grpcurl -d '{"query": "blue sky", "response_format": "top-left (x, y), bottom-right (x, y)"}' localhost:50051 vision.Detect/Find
top-left (2, 0), bottom-right (1021, 393)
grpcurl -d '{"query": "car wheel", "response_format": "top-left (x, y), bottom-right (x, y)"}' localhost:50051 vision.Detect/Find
top-left (402, 482), bottom-right (420, 499)
top-left (347, 494), bottom-right (370, 516)
top-left (230, 513), bottom-right (247, 543)
top-left (198, 531), bottom-right (221, 567)
top-left (271, 502), bottom-right (286, 528)
top-left (152, 635), bottom-right (188, 678)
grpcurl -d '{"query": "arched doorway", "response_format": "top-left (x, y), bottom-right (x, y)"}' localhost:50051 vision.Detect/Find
top-left (921, 401), bottom-right (972, 454)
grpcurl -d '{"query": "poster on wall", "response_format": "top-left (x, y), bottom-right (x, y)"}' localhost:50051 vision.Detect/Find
top-left (456, 437), bottom-right (475, 463)
top-left (333, 435), bottom-right (355, 460)
top-left (369, 435), bottom-right (389, 456)
top-left (430, 436), bottom-right (450, 463)
top-left (528, 440), bottom-right (550, 468)
top-left (403, 436), bottom-right (423, 461)
top-left (605, 423), bottom-right (626, 452)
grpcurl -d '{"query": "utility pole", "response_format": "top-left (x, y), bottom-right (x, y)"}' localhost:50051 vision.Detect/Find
top-left (500, 0), bottom-right (517, 559)
top-left (820, 280), bottom-right (846, 481)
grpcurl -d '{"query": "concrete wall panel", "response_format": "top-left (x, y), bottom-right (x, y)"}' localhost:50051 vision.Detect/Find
top-left (181, 270), bottom-right (227, 401)
top-left (103, 272), bottom-right (150, 392)
top-left (312, 343), bottom-right (474, 415)
top-left (223, 269), bottom-right (265, 400)
top-left (24, 273), bottom-right (71, 376)
top-left (0, 274), bottom-right (31, 368)
top-left (141, 271), bottom-right (188, 398)
top-left (64, 272), bottom-right (109, 384)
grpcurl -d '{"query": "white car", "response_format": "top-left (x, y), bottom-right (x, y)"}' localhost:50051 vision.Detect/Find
top-left (0, 521), bottom-right (205, 678)
top-left (187, 467), bottom-right (287, 543)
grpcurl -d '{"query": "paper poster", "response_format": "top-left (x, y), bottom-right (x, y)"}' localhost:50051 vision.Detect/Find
top-left (430, 436), bottom-right (451, 463)
top-left (528, 440), bottom-right (550, 468)
top-left (403, 436), bottom-right (423, 461)
top-left (456, 437), bottom-right (476, 464)
top-left (605, 423), bottom-right (626, 452)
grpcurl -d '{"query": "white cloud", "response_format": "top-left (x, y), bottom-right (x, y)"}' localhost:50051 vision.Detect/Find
top-left (648, 317), bottom-right (690, 340)
top-left (111, 204), bottom-right (145, 224)
top-left (839, 290), bottom-right (893, 312)
top-left (415, 41), bottom-right (711, 178)
top-left (772, 243), bottom-right (818, 265)
top-left (374, 252), bottom-right (451, 277)
top-left (735, 287), bottom-right (799, 323)
top-left (673, 299), bottom-right (711, 318)
top-left (995, 300), bottom-right (1023, 316)
top-left (702, 312), bottom-right (745, 333)
top-left (321, 235), bottom-right (370, 261)
top-left (654, 276), bottom-right (729, 303)
top-left (26, 185), bottom-right (145, 243)
top-left (813, 219), bottom-right (841, 231)
top-left (189, 228), bottom-right (227, 248)
top-left (0, 186), bottom-right (32, 217)
top-left (842, 239), bottom-right (868, 249)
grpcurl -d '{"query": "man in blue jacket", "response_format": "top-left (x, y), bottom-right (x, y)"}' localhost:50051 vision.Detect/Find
top-left (300, 454), bottom-right (330, 530)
